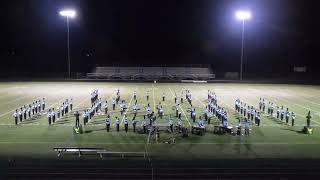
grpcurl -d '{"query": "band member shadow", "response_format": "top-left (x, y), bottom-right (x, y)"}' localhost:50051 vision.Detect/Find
top-left (269, 117), bottom-right (287, 126)
top-left (19, 118), bottom-right (39, 124)
top-left (84, 130), bottom-right (93, 134)
top-left (55, 119), bottom-right (72, 124)
top-left (85, 128), bottom-right (107, 134)
top-left (89, 119), bottom-right (105, 125)
top-left (280, 127), bottom-right (304, 134)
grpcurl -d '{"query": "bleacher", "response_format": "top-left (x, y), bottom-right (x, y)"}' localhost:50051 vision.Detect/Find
top-left (87, 65), bottom-right (215, 80)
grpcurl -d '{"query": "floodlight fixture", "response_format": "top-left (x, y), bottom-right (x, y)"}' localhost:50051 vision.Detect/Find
top-left (235, 10), bottom-right (251, 81)
top-left (59, 9), bottom-right (76, 18)
top-left (59, 9), bottom-right (76, 78)
top-left (235, 10), bottom-right (251, 21)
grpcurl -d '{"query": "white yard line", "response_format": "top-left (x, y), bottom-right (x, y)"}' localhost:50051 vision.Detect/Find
top-left (247, 88), bottom-right (320, 125)
top-left (303, 99), bottom-right (320, 106)
top-left (0, 88), bottom-right (67, 118)
top-left (197, 86), bottom-right (281, 127)
top-left (195, 86), bottom-right (234, 110)
top-left (168, 87), bottom-right (191, 127)
top-left (267, 89), bottom-right (320, 112)
top-left (152, 84), bottom-right (156, 113)
top-left (90, 88), bottom-right (118, 126)
top-left (120, 87), bottom-right (136, 125)
top-left (2, 95), bottom-right (32, 106)
top-left (72, 97), bottom-right (89, 110)
top-left (182, 86), bottom-right (206, 108)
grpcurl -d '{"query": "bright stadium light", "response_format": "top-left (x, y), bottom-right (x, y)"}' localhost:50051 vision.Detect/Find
top-left (235, 10), bottom-right (251, 21)
top-left (59, 9), bottom-right (76, 18)
top-left (235, 10), bottom-right (251, 81)
top-left (59, 9), bottom-right (76, 78)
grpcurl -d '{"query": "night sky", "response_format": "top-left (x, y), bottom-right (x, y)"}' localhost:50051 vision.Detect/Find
top-left (1, 0), bottom-right (319, 75)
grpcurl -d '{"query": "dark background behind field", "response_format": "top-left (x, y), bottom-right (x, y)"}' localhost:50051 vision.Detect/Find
top-left (1, 0), bottom-right (319, 78)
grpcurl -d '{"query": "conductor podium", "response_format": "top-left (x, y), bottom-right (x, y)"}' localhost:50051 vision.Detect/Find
top-left (303, 126), bottom-right (313, 135)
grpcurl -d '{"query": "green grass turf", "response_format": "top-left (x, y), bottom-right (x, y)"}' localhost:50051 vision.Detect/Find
top-left (0, 82), bottom-right (320, 162)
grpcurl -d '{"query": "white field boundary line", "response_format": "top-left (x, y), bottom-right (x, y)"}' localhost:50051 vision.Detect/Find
top-left (2, 97), bottom-right (65, 121)
top-left (0, 85), bottom-right (32, 98)
top-left (0, 141), bottom-right (319, 145)
top-left (1, 94), bottom-right (32, 106)
top-left (292, 86), bottom-right (320, 99)
top-left (120, 87), bottom-right (137, 125)
top-left (0, 85), bottom-right (52, 104)
top-left (0, 88), bottom-right (69, 118)
top-left (3, 87), bottom-right (88, 125)
top-left (168, 87), bottom-right (191, 127)
top-left (267, 89), bottom-right (320, 112)
top-left (0, 86), bottom-right (26, 94)
top-left (283, 88), bottom-right (320, 106)
top-left (248, 88), bottom-right (319, 113)
top-left (302, 99), bottom-right (320, 106)
top-left (247, 88), bottom-right (320, 125)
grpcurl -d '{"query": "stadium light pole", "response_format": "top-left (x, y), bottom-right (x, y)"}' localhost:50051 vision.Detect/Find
top-left (235, 10), bottom-right (251, 81)
top-left (59, 9), bottom-right (76, 79)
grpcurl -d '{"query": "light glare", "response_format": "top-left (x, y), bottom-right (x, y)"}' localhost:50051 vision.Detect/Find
top-left (235, 11), bottom-right (251, 20)
top-left (59, 9), bottom-right (76, 18)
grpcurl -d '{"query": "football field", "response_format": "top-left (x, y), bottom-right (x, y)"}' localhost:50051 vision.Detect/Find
top-left (0, 81), bottom-right (320, 163)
